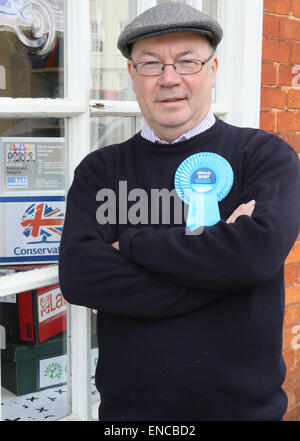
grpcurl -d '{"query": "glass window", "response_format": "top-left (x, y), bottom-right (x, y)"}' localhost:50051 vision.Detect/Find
top-left (202, 0), bottom-right (218, 18)
top-left (0, 117), bottom-right (68, 420)
top-left (90, 19), bottom-right (103, 54)
top-left (0, 0), bottom-right (65, 98)
top-left (91, 116), bottom-right (136, 150)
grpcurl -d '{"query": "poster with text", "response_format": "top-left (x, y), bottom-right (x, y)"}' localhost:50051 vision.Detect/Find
top-left (1, 137), bottom-right (66, 193)
top-left (0, 196), bottom-right (65, 264)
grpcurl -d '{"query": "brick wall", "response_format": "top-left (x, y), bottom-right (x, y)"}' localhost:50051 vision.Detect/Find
top-left (260, 0), bottom-right (300, 421)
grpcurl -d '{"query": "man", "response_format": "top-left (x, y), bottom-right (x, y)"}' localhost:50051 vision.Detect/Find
top-left (59, 3), bottom-right (300, 421)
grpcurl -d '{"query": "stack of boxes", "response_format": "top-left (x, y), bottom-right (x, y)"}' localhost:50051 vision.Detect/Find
top-left (0, 265), bottom-right (68, 395)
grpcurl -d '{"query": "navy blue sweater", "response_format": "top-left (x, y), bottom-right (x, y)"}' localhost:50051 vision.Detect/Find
top-left (59, 118), bottom-right (300, 421)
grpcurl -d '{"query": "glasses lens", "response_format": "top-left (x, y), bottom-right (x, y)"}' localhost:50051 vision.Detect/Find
top-left (135, 60), bottom-right (203, 76)
top-left (137, 62), bottom-right (163, 76)
top-left (175, 60), bottom-right (202, 74)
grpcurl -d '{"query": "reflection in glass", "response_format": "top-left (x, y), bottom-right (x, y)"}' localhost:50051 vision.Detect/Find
top-left (89, 0), bottom-right (217, 102)
top-left (0, 0), bottom-right (65, 98)
top-left (91, 116), bottom-right (136, 150)
top-left (0, 117), bottom-right (64, 138)
top-left (202, 0), bottom-right (218, 18)
top-left (90, 0), bottom-right (136, 101)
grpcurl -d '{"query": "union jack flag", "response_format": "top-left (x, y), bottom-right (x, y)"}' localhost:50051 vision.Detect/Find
top-left (21, 203), bottom-right (64, 239)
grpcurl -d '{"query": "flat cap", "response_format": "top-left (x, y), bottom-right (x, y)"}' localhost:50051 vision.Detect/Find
top-left (117, 2), bottom-right (223, 59)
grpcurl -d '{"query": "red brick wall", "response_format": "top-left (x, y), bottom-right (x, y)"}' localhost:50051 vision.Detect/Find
top-left (260, 0), bottom-right (300, 421)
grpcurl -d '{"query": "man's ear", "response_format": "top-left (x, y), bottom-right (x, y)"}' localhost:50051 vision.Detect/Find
top-left (127, 60), bottom-right (134, 79)
top-left (211, 56), bottom-right (218, 88)
top-left (127, 60), bottom-right (136, 93)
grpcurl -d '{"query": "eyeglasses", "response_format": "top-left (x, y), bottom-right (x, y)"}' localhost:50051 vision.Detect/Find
top-left (132, 52), bottom-right (215, 76)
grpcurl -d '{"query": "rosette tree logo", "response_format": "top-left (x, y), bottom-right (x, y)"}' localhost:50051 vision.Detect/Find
top-left (21, 202), bottom-right (64, 244)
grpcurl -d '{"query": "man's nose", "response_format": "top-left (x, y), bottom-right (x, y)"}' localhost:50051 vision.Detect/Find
top-left (158, 64), bottom-right (181, 87)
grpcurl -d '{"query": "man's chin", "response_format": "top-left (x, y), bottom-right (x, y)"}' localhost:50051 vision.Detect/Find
top-left (157, 119), bottom-right (191, 129)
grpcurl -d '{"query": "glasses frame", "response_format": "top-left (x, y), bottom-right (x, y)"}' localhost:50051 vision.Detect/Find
top-left (132, 52), bottom-right (215, 77)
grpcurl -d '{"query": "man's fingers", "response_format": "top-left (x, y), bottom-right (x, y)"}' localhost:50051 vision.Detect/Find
top-left (226, 200), bottom-right (256, 224)
top-left (111, 241), bottom-right (120, 250)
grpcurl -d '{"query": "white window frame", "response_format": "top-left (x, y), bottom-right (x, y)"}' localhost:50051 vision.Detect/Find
top-left (0, 0), bottom-right (263, 421)
top-left (0, 0), bottom-right (92, 422)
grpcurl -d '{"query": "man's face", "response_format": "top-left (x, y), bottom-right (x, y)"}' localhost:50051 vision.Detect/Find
top-left (128, 32), bottom-right (218, 143)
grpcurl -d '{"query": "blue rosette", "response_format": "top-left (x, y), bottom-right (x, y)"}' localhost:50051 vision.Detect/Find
top-left (175, 152), bottom-right (234, 230)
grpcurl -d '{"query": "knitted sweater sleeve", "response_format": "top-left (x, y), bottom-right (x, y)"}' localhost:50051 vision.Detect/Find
top-left (119, 134), bottom-right (300, 293)
top-left (59, 155), bottom-right (226, 319)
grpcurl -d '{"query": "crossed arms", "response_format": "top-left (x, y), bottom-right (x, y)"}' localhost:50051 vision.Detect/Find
top-left (111, 200), bottom-right (256, 250)
top-left (59, 138), bottom-right (300, 319)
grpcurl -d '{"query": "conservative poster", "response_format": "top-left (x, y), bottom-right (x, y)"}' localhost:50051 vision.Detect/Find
top-left (0, 196), bottom-right (65, 263)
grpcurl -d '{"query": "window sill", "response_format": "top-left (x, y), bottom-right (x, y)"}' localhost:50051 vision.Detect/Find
top-left (90, 100), bottom-right (228, 117)
top-left (0, 264), bottom-right (59, 297)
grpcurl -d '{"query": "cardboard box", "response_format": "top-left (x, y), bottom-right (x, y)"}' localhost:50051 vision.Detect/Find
top-left (1, 335), bottom-right (67, 396)
top-left (0, 265), bottom-right (67, 345)
top-left (1, 333), bottom-right (98, 396)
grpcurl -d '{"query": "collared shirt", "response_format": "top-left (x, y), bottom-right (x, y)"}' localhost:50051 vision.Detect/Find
top-left (140, 110), bottom-right (216, 144)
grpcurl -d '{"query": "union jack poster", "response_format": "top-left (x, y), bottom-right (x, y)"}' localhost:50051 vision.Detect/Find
top-left (1, 196), bottom-right (65, 263)
top-left (21, 202), bottom-right (64, 241)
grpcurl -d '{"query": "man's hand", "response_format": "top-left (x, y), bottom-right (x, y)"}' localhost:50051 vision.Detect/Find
top-left (226, 200), bottom-right (256, 224)
top-left (112, 241), bottom-right (119, 250)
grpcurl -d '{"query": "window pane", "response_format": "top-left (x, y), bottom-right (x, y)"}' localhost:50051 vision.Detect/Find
top-left (0, 118), bottom-right (66, 265)
top-left (0, 271), bottom-right (68, 421)
top-left (90, 0), bottom-right (136, 101)
top-left (90, 0), bottom-right (217, 102)
top-left (0, 0), bottom-right (65, 98)
top-left (91, 116), bottom-right (136, 150)
top-left (0, 117), bottom-right (69, 421)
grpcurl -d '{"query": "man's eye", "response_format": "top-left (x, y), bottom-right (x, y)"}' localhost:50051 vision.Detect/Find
top-left (177, 60), bottom-right (198, 66)
top-left (143, 61), bottom-right (161, 67)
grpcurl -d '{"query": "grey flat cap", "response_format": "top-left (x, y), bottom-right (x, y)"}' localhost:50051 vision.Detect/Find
top-left (117, 2), bottom-right (223, 59)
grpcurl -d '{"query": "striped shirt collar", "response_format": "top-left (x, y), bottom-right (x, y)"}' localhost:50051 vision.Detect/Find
top-left (140, 110), bottom-right (216, 144)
